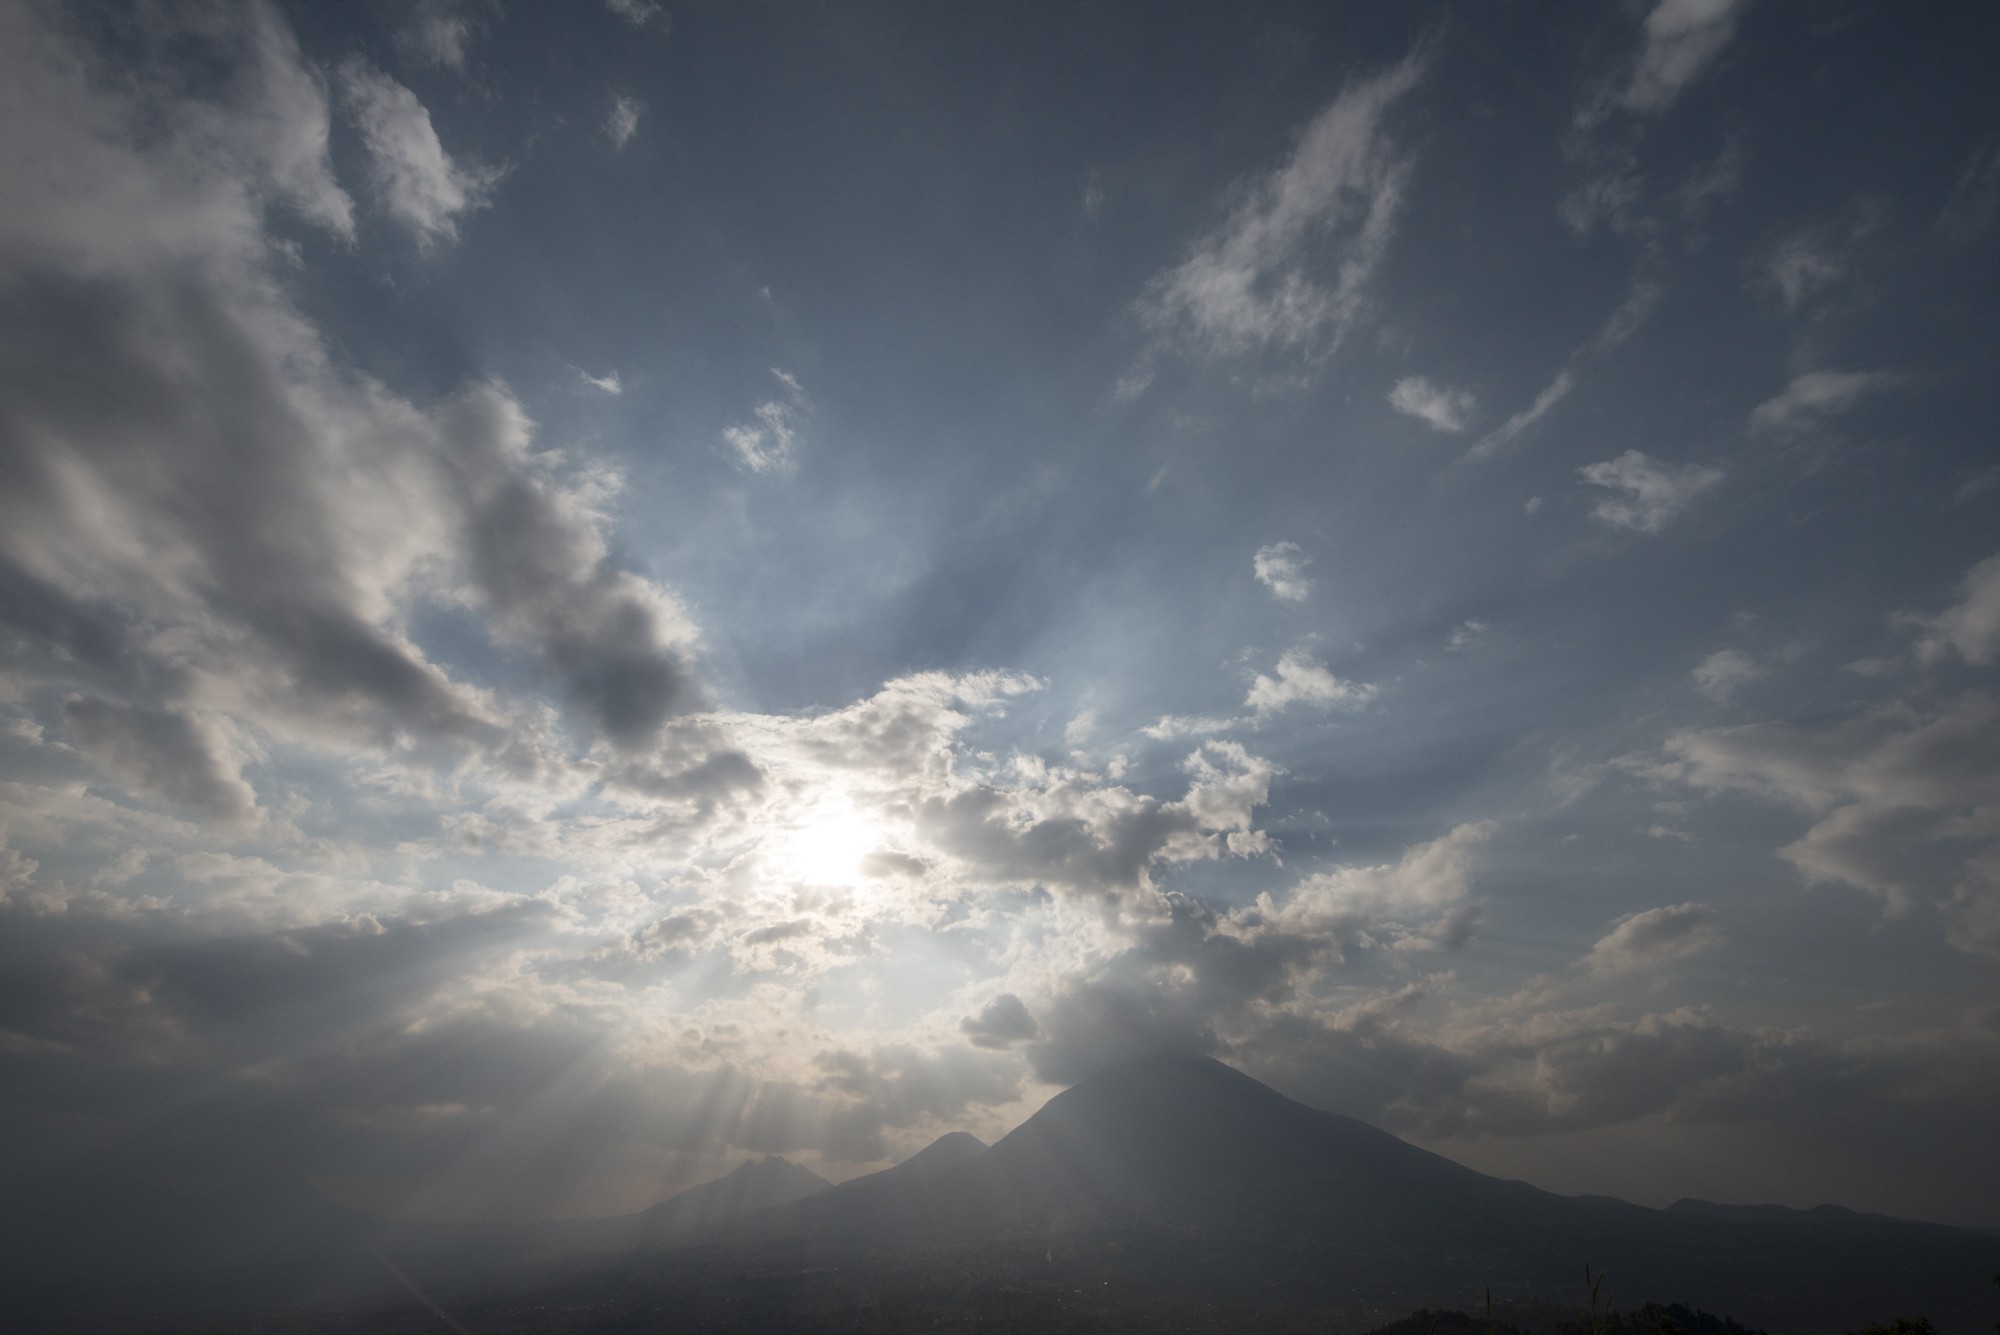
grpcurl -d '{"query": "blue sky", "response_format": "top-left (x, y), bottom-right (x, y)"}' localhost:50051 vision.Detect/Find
top-left (1, 0), bottom-right (1997, 1227)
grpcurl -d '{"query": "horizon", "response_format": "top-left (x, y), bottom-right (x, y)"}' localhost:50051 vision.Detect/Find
top-left (2, 0), bottom-right (1998, 1274)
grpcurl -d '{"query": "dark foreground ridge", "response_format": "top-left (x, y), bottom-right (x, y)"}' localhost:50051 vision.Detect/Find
top-left (8, 1055), bottom-right (1996, 1333)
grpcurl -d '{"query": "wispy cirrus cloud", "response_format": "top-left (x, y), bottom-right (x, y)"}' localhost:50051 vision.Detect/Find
top-left (1469, 283), bottom-right (1659, 459)
top-left (723, 369), bottom-right (810, 474)
top-left (1137, 54), bottom-right (1424, 362)
top-left (1617, 0), bottom-right (1746, 116)
top-left (606, 93), bottom-right (642, 149)
top-left (1750, 369), bottom-right (1899, 434)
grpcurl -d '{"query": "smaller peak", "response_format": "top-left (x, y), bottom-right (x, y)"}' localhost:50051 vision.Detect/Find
top-left (897, 1131), bottom-right (989, 1173)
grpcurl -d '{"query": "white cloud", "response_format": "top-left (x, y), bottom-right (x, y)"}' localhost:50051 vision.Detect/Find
top-left (1692, 649), bottom-right (1763, 703)
top-left (1586, 903), bottom-right (1723, 975)
top-left (1139, 55), bottom-right (1423, 358)
top-left (338, 60), bottom-right (496, 245)
top-left (605, 0), bottom-right (666, 28)
top-left (579, 369), bottom-right (623, 395)
top-left (1750, 369), bottom-right (1898, 434)
top-left (1620, 0), bottom-right (1745, 114)
top-left (1912, 553), bottom-right (2000, 667)
top-left (1256, 820), bottom-right (1496, 938)
top-left (1252, 542), bottom-right (1312, 601)
top-left (1389, 376), bottom-right (1474, 433)
top-left (1577, 450), bottom-right (1722, 533)
top-left (606, 94), bottom-right (642, 149)
top-left (722, 369), bottom-right (809, 474)
top-left (1245, 650), bottom-right (1376, 715)
top-left (1446, 620), bottom-right (1488, 653)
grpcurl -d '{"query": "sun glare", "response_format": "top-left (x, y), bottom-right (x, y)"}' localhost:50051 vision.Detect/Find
top-left (770, 800), bottom-right (884, 887)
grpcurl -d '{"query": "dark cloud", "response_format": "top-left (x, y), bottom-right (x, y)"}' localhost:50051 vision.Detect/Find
top-left (960, 993), bottom-right (1040, 1049)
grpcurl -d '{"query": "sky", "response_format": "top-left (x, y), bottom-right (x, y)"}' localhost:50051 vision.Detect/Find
top-left (1, 0), bottom-right (1998, 1231)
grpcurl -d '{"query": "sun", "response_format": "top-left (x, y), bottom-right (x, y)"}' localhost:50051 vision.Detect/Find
top-left (769, 798), bottom-right (885, 887)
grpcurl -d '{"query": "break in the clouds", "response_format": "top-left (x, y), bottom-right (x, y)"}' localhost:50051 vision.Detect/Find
top-left (0, 0), bottom-right (1995, 1237)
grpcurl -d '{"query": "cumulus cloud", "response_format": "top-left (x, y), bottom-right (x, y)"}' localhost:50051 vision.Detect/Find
top-left (723, 369), bottom-right (809, 474)
top-left (606, 94), bottom-right (642, 149)
top-left (1619, 0), bottom-right (1744, 114)
top-left (1911, 554), bottom-right (2000, 666)
top-left (1139, 54), bottom-right (1423, 358)
top-left (1578, 450), bottom-right (1722, 533)
top-left (1389, 376), bottom-right (1474, 432)
top-left (1245, 650), bottom-right (1376, 715)
top-left (1750, 369), bottom-right (1898, 434)
top-left (1586, 903), bottom-right (1723, 975)
top-left (338, 59), bottom-right (496, 244)
top-left (1692, 649), bottom-right (1764, 703)
top-left (1252, 541), bottom-right (1311, 601)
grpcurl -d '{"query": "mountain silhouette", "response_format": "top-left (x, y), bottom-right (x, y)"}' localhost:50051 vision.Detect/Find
top-left (12, 1055), bottom-right (1998, 1333)
top-left (711, 1055), bottom-right (1998, 1333)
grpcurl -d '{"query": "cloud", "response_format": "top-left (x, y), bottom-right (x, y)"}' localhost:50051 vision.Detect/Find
top-left (1470, 283), bottom-right (1660, 458)
top-left (338, 59), bottom-right (496, 245)
top-left (1138, 54), bottom-right (1423, 358)
top-left (1586, 903), bottom-right (1723, 975)
top-left (1244, 650), bottom-right (1376, 715)
top-left (1252, 541), bottom-right (1311, 601)
top-left (606, 0), bottom-right (666, 29)
top-left (63, 699), bottom-right (258, 823)
top-left (606, 94), bottom-right (642, 149)
top-left (960, 993), bottom-right (1040, 1049)
top-left (1258, 821), bottom-right (1497, 939)
top-left (1911, 553), bottom-right (2000, 667)
top-left (1577, 451), bottom-right (1721, 533)
top-left (579, 369), bottom-right (623, 395)
top-left (1693, 649), bottom-right (1764, 703)
top-left (397, 1), bottom-right (475, 70)
top-left (1939, 136), bottom-right (2000, 240)
top-left (1619, 0), bottom-right (1745, 114)
top-left (1749, 370), bottom-right (1898, 434)
top-left (723, 369), bottom-right (809, 474)
top-left (1656, 692), bottom-right (2000, 945)
top-left (1446, 619), bottom-right (1488, 653)
top-left (1769, 237), bottom-right (1844, 308)
top-left (1389, 376), bottom-right (1474, 433)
